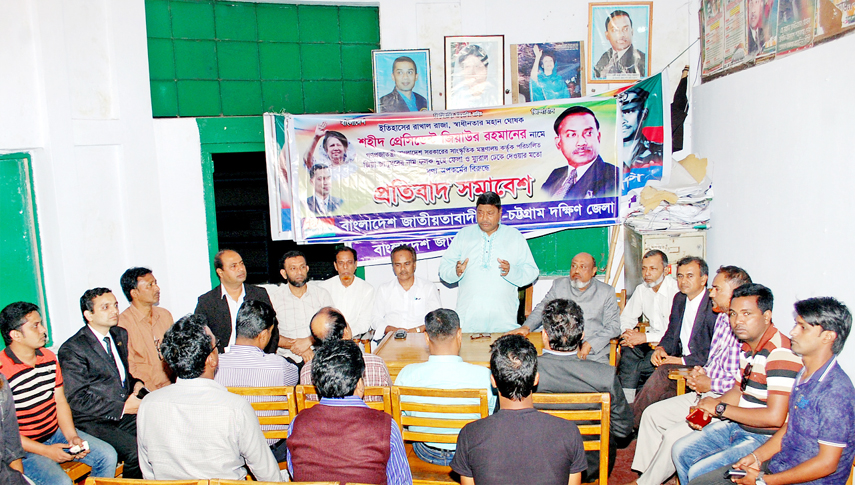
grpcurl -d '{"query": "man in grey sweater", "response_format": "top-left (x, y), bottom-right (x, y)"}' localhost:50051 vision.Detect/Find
top-left (508, 252), bottom-right (621, 365)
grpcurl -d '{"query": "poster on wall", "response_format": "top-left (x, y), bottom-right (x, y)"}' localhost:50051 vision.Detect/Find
top-left (444, 35), bottom-right (505, 110)
top-left (702, 0), bottom-right (726, 75)
top-left (814, 0), bottom-right (855, 40)
top-left (372, 49), bottom-right (432, 114)
top-left (777, 0), bottom-right (815, 53)
top-left (747, 0), bottom-right (780, 58)
top-left (588, 2), bottom-right (653, 84)
top-left (270, 97), bottom-right (621, 246)
top-left (724, 0), bottom-right (749, 66)
top-left (263, 114), bottom-right (293, 241)
top-left (511, 42), bottom-right (584, 103)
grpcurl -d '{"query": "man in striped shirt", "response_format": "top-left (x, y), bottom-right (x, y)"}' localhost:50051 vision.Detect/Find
top-left (215, 300), bottom-right (298, 461)
top-left (0, 302), bottom-right (117, 485)
top-left (672, 284), bottom-right (804, 484)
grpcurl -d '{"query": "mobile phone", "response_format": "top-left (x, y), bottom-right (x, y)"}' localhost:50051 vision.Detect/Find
top-left (724, 469), bottom-right (747, 479)
top-left (394, 329), bottom-right (408, 339)
top-left (686, 408), bottom-right (712, 427)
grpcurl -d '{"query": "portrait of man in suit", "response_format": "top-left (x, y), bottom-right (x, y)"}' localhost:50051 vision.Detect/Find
top-left (593, 10), bottom-right (647, 79)
top-left (542, 106), bottom-right (618, 200)
top-left (306, 164), bottom-right (343, 215)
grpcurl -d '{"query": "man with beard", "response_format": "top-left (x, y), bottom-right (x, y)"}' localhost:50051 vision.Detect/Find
top-left (261, 251), bottom-right (334, 364)
top-left (617, 250), bottom-right (679, 402)
top-left (509, 252), bottom-right (620, 365)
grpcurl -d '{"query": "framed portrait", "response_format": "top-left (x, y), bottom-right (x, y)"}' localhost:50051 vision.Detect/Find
top-left (511, 42), bottom-right (585, 103)
top-left (444, 35), bottom-right (505, 110)
top-left (372, 49), bottom-right (432, 113)
top-left (588, 2), bottom-right (653, 84)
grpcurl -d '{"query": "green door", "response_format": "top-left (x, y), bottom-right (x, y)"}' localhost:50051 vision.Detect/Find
top-left (0, 153), bottom-right (50, 347)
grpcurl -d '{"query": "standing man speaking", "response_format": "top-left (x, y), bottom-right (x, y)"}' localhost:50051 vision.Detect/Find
top-left (439, 192), bottom-right (539, 333)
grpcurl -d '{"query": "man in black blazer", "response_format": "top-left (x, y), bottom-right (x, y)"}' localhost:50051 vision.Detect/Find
top-left (535, 298), bottom-right (633, 482)
top-left (542, 106), bottom-right (618, 200)
top-left (58, 288), bottom-right (145, 478)
top-left (194, 249), bottom-right (280, 354)
top-left (632, 256), bottom-right (717, 426)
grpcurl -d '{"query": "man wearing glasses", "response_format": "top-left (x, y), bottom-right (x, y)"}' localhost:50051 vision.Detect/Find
top-left (137, 315), bottom-right (284, 481)
top-left (670, 284), bottom-right (803, 485)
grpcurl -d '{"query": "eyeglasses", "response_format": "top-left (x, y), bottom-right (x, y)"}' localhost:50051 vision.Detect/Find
top-left (740, 362), bottom-right (754, 392)
top-left (211, 338), bottom-right (221, 354)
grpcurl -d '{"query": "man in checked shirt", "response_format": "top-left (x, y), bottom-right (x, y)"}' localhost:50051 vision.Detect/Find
top-left (626, 266), bottom-right (752, 485)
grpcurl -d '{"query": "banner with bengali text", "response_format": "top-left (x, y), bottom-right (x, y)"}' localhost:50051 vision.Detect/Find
top-left (272, 97), bottom-right (621, 246)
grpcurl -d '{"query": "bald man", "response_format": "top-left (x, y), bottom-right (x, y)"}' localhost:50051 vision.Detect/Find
top-left (509, 252), bottom-right (620, 365)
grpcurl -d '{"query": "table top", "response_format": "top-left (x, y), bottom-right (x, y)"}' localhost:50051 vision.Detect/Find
top-left (375, 331), bottom-right (544, 368)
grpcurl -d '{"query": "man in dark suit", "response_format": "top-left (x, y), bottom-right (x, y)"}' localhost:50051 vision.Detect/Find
top-left (535, 298), bottom-right (633, 482)
top-left (542, 106), bottom-right (618, 200)
top-left (632, 256), bottom-right (717, 425)
top-left (194, 249), bottom-right (280, 354)
top-left (378, 56), bottom-right (429, 113)
top-left (592, 10), bottom-right (647, 79)
top-left (58, 288), bottom-right (145, 478)
top-left (306, 164), bottom-right (343, 215)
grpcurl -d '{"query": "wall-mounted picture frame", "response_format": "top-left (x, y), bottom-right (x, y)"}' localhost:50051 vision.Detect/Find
top-left (444, 35), bottom-right (505, 110)
top-left (372, 49), bottom-right (432, 113)
top-left (588, 2), bottom-right (653, 84)
top-left (511, 41), bottom-right (585, 103)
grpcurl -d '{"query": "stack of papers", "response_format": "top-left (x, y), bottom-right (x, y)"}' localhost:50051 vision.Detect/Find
top-left (623, 155), bottom-right (713, 232)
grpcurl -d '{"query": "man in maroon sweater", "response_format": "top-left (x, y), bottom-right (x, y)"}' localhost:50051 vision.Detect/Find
top-left (286, 339), bottom-right (411, 484)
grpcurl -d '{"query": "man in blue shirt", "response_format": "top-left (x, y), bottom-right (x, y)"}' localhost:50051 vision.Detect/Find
top-left (439, 191), bottom-right (539, 332)
top-left (395, 309), bottom-right (496, 466)
top-left (689, 296), bottom-right (855, 485)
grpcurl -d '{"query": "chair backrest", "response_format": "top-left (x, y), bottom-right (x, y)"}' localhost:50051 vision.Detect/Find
top-left (295, 384), bottom-right (392, 414)
top-left (84, 479), bottom-right (206, 485)
top-left (616, 289), bottom-right (627, 312)
top-left (531, 392), bottom-right (611, 485)
top-left (226, 386), bottom-right (296, 440)
top-left (211, 481), bottom-right (338, 485)
top-left (391, 386), bottom-right (489, 444)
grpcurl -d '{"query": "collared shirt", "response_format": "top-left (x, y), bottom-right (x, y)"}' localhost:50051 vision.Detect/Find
top-left (619, 276), bottom-right (679, 343)
top-left (0, 348), bottom-right (62, 442)
top-left (215, 345), bottom-right (299, 445)
top-left (286, 395), bottom-right (411, 485)
top-left (137, 377), bottom-right (283, 482)
top-left (372, 276), bottom-right (441, 334)
top-left (221, 284), bottom-right (246, 351)
top-left (118, 304), bottom-right (174, 390)
top-left (300, 351), bottom-right (391, 390)
top-left (261, 282), bottom-right (334, 361)
top-left (438, 224), bottom-right (539, 332)
top-left (768, 357), bottom-right (855, 485)
top-left (680, 291), bottom-right (704, 357)
top-left (702, 312), bottom-right (741, 395)
top-left (736, 324), bottom-right (803, 434)
top-left (394, 354), bottom-right (497, 450)
top-left (318, 276), bottom-right (375, 337)
top-left (87, 325), bottom-right (126, 384)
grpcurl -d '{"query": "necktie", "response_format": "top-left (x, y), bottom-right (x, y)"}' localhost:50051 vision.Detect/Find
top-left (103, 336), bottom-right (122, 385)
top-left (557, 167), bottom-right (577, 198)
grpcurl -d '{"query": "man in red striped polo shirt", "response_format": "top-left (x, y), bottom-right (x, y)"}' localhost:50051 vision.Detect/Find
top-left (0, 302), bottom-right (117, 485)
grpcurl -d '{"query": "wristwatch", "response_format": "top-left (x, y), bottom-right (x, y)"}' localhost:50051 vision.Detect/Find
top-left (755, 471), bottom-right (766, 485)
top-left (715, 402), bottom-right (727, 418)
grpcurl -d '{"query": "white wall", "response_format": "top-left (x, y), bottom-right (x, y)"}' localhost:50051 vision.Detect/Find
top-left (693, 34), bottom-right (855, 373)
top-left (0, 1), bottom-right (209, 346)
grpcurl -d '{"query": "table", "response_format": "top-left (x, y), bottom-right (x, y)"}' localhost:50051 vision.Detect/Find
top-left (374, 331), bottom-right (544, 381)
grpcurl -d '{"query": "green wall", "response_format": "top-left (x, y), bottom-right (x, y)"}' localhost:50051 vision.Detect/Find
top-left (145, 0), bottom-right (380, 117)
top-left (0, 153), bottom-right (51, 347)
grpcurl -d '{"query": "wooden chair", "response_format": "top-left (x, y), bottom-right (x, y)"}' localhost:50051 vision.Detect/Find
top-left (227, 386), bottom-right (297, 442)
top-left (294, 384), bottom-right (392, 414)
top-left (391, 386), bottom-right (490, 483)
top-left (609, 289), bottom-right (629, 367)
top-left (668, 368), bottom-right (690, 395)
top-left (211, 481), bottom-right (337, 485)
top-left (83, 479), bottom-right (206, 485)
top-left (532, 392), bottom-right (611, 485)
top-left (63, 461), bottom-right (92, 483)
